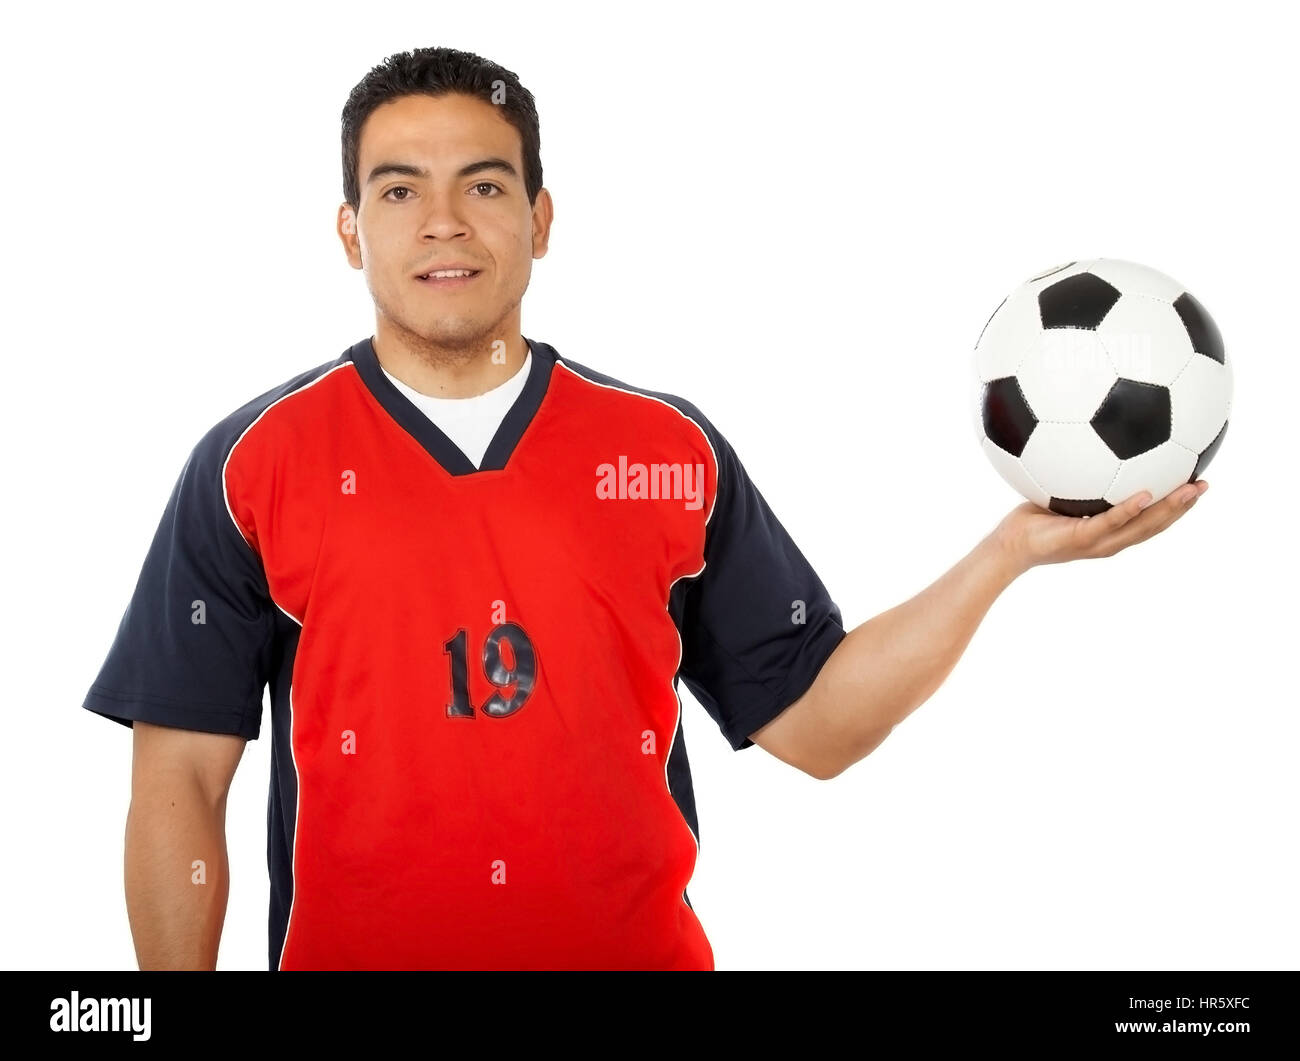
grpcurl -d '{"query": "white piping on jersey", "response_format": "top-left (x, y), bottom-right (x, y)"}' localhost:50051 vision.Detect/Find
top-left (231, 353), bottom-right (722, 966)
top-left (277, 682), bottom-right (302, 971)
top-left (220, 361), bottom-right (355, 628)
top-left (551, 357), bottom-right (722, 925)
top-left (217, 359), bottom-right (346, 971)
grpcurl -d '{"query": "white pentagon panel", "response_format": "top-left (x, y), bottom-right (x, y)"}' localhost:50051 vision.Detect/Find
top-left (1170, 353), bottom-right (1233, 452)
top-left (1021, 422), bottom-right (1121, 499)
top-left (980, 436), bottom-right (1050, 507)
top-left (1104, 442), bottom-right (1198, 505)
top-left (975, 285), bottom-right (1042, 382)
top-left (1094, 294), bottom-right (1196, 385)
top-left (1086, 258), bottom-right (1186, 303)
top-left (1016, 329), bottom-right (1118, 422)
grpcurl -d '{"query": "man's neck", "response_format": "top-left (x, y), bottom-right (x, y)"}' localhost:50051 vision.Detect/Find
top-left (373, 331), bottom-right (528, 399)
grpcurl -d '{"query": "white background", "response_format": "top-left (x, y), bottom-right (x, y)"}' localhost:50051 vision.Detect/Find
top-left (3, 0), bottom-right (1295, 971)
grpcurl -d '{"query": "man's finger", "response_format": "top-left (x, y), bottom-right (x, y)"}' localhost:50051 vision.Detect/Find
top-left (1097, 488), bottom-right (1156, 536)
top-left (1089, 481), bottom-right (1206, 556)
top-left (1075, 487), bottom-right (1158, 550)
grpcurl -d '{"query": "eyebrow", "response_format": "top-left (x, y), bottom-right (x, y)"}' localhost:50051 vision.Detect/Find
top-left (364, 157), bottom-right (519, 187)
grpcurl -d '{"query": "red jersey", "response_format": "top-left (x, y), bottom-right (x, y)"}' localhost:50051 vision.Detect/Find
top-left (83, 335), bottom-right (846, 969)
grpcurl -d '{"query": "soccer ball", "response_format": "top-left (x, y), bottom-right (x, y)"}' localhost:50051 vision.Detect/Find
top-left (973, 258), bottom-right (1231, 516)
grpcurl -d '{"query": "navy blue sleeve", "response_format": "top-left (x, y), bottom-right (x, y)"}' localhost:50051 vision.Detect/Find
top-left (672, 412), bottom-right (847, 751)
top-left (81, 425), bottom-right (276, 740)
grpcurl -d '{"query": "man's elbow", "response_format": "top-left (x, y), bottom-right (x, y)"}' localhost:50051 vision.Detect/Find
top-left (749, 690), bottom-right (895, 780)
top-left (812, 725), bottom-right (895, 781)
top-left (811, 755), bottom-right (847, 781)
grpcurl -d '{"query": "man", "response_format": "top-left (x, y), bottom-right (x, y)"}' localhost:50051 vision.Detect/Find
top-left (82, 46), bottom-right (1208, 971)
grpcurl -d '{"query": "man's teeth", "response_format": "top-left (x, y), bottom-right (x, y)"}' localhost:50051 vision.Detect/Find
top-left (422, 269), bottom-right (476, 279)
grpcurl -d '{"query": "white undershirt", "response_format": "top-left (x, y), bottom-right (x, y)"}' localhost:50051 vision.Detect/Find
top-left (381, 350), bottom-right (533, 469)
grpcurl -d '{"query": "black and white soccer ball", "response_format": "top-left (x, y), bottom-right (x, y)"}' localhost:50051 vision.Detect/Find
top-left (973, 258), bottom-right (1231, 516)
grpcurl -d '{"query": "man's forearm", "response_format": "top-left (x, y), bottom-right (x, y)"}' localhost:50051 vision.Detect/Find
top-left (124, 778), bottom-right (231, 970)
top-left (809, 530), bottom-right (1023, 777)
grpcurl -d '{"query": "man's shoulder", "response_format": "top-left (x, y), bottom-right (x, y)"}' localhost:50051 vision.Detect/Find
top-left (548, 345), bottom-right (723, 448)
top-left (184, 347), bottom-right (354, 480)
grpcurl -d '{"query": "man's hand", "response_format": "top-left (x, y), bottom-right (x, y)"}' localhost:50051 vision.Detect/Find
top-left (994, 479), bottom-right (1209, 577)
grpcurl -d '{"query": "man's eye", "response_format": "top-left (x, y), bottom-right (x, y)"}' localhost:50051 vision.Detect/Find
top-left (382, 184), bottom-right (498, 200)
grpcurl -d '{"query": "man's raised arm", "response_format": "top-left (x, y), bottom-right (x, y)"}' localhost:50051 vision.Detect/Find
top-left (751, 482), bottom-right (1208, 778)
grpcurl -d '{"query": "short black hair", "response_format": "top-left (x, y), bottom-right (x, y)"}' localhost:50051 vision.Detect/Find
top-left (341, 46), bottom-right (543, 211)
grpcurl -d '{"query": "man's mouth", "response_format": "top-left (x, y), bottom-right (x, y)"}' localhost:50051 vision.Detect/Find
top-left (415, 267), bottom-right (482, 288)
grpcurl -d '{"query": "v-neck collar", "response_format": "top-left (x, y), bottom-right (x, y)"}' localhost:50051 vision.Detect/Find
top-left (349, 334), bottom-right (557, 477)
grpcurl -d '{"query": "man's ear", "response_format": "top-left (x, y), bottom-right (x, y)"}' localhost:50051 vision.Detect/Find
top-left (531, 187), bottom-right (554, 258)
top-left (337, 204), bottom-right (361, 268)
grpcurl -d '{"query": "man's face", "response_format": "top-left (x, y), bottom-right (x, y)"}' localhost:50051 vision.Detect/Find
top-left (340, 92), bottom-right (551, 352)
